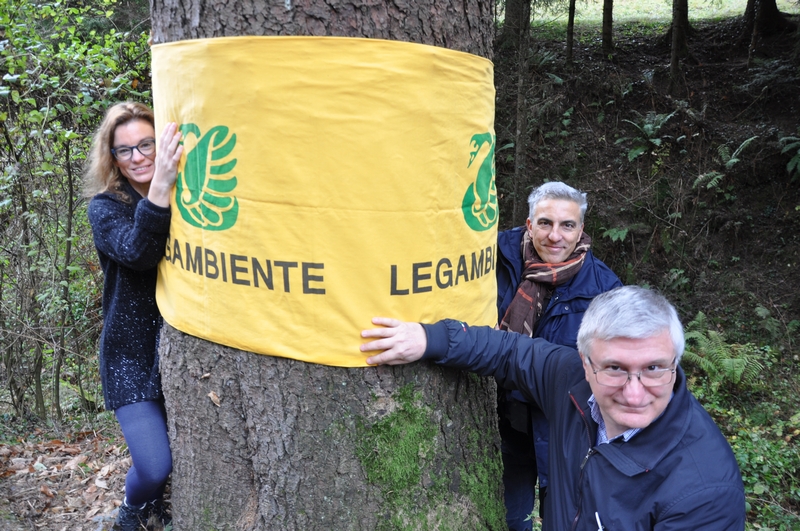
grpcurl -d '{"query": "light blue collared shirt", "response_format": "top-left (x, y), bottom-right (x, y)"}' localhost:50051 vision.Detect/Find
top-left (588, 392), bottom-right (675, 445)
top-left (588, 394), bottom-right (641, 445)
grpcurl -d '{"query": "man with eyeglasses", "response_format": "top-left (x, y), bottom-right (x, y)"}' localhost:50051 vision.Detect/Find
top-left (361, 285), bottom-right (745, 530)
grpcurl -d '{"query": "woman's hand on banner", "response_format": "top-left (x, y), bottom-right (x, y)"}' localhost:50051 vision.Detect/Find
top-left (361, 318), bottom-right (426, 366)
top-left (149, 122), bottom-right (183, 208)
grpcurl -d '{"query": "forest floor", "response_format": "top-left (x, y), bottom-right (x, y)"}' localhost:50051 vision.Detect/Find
top-left (0, 418), bottom-right (170, 530)
top-left (2, 12), bottom-right (799, 531)
top-left (2, 424), bottom-right (131, 530)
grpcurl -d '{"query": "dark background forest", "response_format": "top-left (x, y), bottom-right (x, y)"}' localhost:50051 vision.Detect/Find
top-left (1, 0), bottom-right (799, 528)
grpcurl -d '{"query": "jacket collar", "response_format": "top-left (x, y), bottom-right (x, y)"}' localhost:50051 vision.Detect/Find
top-left (552, 251), bottom-right (605, 300)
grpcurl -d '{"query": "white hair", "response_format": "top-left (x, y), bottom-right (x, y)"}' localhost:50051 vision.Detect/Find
top-left (527, 181), bottom-right (588, 224)
top-left (577, 286), bottom-right (685, 362)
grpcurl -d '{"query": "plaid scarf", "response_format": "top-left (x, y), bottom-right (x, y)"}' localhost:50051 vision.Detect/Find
top-left (499, 230), bottom-right (591, 336)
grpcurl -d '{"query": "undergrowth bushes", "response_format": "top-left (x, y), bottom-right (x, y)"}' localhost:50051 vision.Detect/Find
top-left (0, 0), bottom-right (151, 421)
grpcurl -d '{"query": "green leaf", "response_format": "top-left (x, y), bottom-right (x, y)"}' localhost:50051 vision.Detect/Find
top-left (627, 146), bottom-right (647, 161)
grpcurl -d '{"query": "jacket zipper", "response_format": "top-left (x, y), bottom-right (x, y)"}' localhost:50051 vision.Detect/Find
top-left (570, 392), bottom-right (595, 531)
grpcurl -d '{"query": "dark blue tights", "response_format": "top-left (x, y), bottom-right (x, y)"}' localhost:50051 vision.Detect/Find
top-left (115, 400), bottom-right (172, 506)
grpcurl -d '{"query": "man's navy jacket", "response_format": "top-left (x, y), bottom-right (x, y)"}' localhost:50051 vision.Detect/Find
top-left (496, 226), bottom-right (622, 487)
top-left (422, 320), bottom-right (746, 531)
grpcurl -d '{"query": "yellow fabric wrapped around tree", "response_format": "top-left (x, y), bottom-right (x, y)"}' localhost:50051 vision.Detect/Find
top-left (152, 36), bottom-right (497, 366)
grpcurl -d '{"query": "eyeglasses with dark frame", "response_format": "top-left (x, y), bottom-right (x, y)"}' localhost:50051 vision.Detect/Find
top-left (586, 356), bottom-right (676, 388)
top-left (111, 138), bottom-right (156, 161)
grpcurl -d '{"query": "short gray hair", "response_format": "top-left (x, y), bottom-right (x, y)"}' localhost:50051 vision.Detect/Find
top-left (577, 286), bottom-right (685, 363)
top-left (528, 182), bottom-right (588, 224)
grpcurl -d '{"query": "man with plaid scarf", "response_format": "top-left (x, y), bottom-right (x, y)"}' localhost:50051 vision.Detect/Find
top-left (495, 182), bottom-right (622, 531)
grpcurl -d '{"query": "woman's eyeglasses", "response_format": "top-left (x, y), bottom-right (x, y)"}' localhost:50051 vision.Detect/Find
top-left (111, 139), bottom-right (156, 161)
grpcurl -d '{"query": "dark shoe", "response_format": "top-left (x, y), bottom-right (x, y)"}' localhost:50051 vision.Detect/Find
top-left (112, 499), bottom-right (149, 531)
top-left (149, 498), bottom-right (172, 529)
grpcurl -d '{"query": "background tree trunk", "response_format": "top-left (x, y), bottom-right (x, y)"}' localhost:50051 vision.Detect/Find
top-left (500, 0), bottom-right (527, 49)
top-left (566, 0), bottom-right (576, 64)
top-left (668, 0), bottom-right (688, 95)
top-left (150, 1), bottom-right (502, 530)
top-left (743, 0), bottom-right (797, 39)
top-left (602, 0), bottom-right (614, 55)
top-left (512, 0), bottom-right (531, 224)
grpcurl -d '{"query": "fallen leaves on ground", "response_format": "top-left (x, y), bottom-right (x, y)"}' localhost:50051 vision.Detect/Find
top-left (0, 427), bottom-right (154, 530)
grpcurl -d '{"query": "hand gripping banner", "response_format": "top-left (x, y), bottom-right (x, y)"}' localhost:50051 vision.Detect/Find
top-left (152, 36), bottom-right (497, 367)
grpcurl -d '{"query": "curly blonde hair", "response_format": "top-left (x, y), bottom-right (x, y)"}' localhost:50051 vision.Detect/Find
top-left (83, 102), bottom-right (154, 200)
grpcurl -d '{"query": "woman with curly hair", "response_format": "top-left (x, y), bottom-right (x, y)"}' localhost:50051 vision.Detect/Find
top-left (84, 101), bottom-right (182, 530)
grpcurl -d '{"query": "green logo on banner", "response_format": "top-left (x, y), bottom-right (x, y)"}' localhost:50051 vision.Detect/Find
top-left (176, 124), bottom-right (239, 231)
top-left (462, 133), bottom-right (498, 232)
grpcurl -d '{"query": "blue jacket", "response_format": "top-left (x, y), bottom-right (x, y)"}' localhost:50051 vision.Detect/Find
top-left (88, 181), bottom-right (171, 411)
top-left (423, 320), bottom-right (746, 531)
top-left (496, 226), bottom-right (622, 347)
top-left (496, 226), bottom-right (622, 485)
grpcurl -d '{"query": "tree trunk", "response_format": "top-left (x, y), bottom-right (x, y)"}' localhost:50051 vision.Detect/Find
top-left (150, 1), bottom-right (502, 530)
top-left (512, 0), bottom-right (531, 225)
top-left (500, 0), bottom-right (527, 49)
top-left (602, 0), bottom-right (614, 56)
top-left (151, 0), bottom-right (492, 56)
top-left (742, 0), bottom-right (797, 40)
top-left (566, 0), bottom-right (576, 64)
top-left (668, 0), bottom-right (688, 95)
top-left (747, 0), bottom-right (763, 67)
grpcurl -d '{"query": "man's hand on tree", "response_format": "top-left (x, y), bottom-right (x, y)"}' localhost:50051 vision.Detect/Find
top-left (361, 318), bottom-right (427, 365)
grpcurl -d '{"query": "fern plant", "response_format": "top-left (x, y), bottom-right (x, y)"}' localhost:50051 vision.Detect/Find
top-left (693, 136), bottom-right (758, 190)
top-left (601, 226), bottom-right (629, 242)
top-left (615, 110), bottom-right (676, 161)
top-left (682, 312), bottom-right (764, 387)
top-left (755, 305), bottom-right (799, 348)
top-left (718, 136), bottom-right (758, 170)
top-left (780, 130), bottom-right (800, 181)
top-left (693, 171), bottom-right (724, 190)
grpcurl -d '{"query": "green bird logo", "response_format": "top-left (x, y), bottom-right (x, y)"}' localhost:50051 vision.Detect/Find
top-left (176, 124), bottom-right (239, 231)
top-left (461, 132), bottom-right (498, 232)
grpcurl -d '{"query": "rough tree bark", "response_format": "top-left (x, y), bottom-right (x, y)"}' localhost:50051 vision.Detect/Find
top-left (743, 0), bottom-right (798, 39)
top-left (668, 0), bottom-right (688, 95)
top-left (602, 0), bottom-right (613, 55)
top-left (566, 0), bottom-right (577, 64)
top-left (512, 0), bottom-right (530, 225)
top-left (150, 1), bottom-right (502, 530)
top-left (500, 0), bottom-right (527, 49)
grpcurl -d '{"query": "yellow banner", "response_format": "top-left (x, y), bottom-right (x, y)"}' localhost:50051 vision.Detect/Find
top-left (152, 36), bottom-right (497, 367)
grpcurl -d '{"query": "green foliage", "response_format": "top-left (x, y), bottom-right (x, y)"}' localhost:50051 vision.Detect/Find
top-left (686, 311), bottom-right (800, 530)
top-left (779, 130), bottom-right (800, 180)
top-left (683, 312), bottom-right (764, 387)
top-left (718, 136), bottom-right (758, 171)
top-left (706, 404), bottom-right (800, 531)
top-left (601, 226), bottom-right (629, 242)
top-left (0, 0), bottom-right (151, 420)
top-left (693, 170), bottom-right (724, 190)
top-left (693, 136), bottom-right (757, 204)
top-left (660, 268), bottom-right (690, 295)
top-left (615, 110), bottom-right (676, 161)
top-left (754, 305), bottom-right (799, 350)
